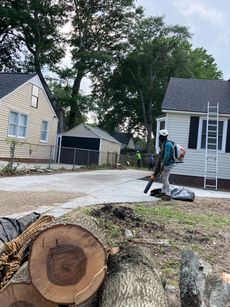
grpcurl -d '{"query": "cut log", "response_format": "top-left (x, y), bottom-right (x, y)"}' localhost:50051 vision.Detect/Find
top-left (99, 245), bottom-right (168, 307)
top-left (180, 250), bottom-right (230, 307)
top-left (0, 262), bottom-right (58, 307)
top-left (29, 224), bottom-right (107, 305)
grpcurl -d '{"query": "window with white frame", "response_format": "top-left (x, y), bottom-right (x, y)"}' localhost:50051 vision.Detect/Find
top-left (155, 117), bottom-right (166, 153)
top-left (200, 119), bottom-right (225, 150)
top-left (31, 85), bottom-right (39, 108)
top-left (40, 120), bottom-right (48, 142)
top-left (8, 111), bottom-right (28, 138)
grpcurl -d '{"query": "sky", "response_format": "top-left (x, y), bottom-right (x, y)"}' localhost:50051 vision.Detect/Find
top-left (136, 0), bottom-right (230, 80)
top-left (78, 0), bottom-right (230, 94)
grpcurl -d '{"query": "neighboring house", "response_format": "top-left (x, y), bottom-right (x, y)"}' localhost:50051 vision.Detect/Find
top-left (112, 132), bottom-right (135, 151)
top-left (57, 124), bottom-right (121, 165)
top-left (0, 73), bottom-right (58, 162)
top-left (156, 77), bottom-right (230, 189)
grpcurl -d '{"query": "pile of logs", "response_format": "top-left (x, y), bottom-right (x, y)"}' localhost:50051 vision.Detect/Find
top-left (0, 218), bottom-right (107, 306)
top-left (0, 213), bottom-right (229, 307)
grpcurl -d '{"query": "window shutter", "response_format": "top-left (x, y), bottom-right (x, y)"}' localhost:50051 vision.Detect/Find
top-left (188, 116), bottom-right (199, 149)
top-left (225, 120), bottom-right (230, 152)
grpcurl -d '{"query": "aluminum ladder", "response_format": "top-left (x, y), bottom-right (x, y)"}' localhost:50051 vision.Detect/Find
top-left (204, 101), bottom-right (219, 190)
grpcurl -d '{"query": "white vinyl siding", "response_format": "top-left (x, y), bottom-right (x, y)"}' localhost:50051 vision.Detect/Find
top-left (40, 120), bottom-right (49, 142)
top-left (8, 111), bottom-right (28, 138)
top-left (166, 112), bottom-right (230, 180)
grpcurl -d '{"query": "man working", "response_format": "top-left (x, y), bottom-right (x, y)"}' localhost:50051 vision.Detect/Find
top-left (135, 151), bottom-right (142, 168)
top-left (150, 129), bottom-right (174, 201)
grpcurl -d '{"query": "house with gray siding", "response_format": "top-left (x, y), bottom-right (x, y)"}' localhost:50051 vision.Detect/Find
top-left (156, 77), bottom-right (230, 189)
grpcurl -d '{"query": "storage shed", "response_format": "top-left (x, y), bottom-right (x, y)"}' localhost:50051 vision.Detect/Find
top-left (57, 124), bottom-right (121, 165)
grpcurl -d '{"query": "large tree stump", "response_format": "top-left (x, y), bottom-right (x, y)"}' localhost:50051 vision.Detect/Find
top-left (180, 250), bottom-right (230, 307)
top-left (99, 245), bottom-right (168, 307)
top-left (0, 262), bottom-right (58, 307)
top-left (29, 224), bottom-right (107, 305)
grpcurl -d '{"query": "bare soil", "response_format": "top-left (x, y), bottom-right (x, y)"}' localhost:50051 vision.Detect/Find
top-left (84, 198), bottom-right (230, 287)
top-left (0, 191), bottom-right (83, 216)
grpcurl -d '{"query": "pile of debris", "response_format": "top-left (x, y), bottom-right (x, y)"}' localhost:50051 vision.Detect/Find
top-left (0, 211), bottom-right (229, 307)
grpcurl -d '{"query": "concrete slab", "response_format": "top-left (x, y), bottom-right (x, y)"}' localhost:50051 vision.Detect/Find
top-left (0, 169), bottom-right (229, 218)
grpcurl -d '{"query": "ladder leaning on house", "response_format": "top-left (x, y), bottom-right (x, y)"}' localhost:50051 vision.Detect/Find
top-left (204, 101), bottom-right (219, 190)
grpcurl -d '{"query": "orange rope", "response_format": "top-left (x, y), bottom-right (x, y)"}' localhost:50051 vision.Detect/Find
top-left (0, 215), bottom-right (53, 290)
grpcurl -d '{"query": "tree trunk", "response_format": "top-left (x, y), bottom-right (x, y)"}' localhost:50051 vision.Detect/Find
top-left (69, 70), bottom-right (84, 129)
top-left (0, 262), bottom-right (58, 307)
top-left (99, 245), bottom-right (168, 307)
top-left (29, 224), bottom-right (107, 305)
top-left (180, 250), bottom-right (230, 307)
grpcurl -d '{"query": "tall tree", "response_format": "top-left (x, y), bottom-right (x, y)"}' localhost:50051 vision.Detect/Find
top-left (0, 0), bottom-right (69, 131)
top-left (68, 0), bottom-right (142, 128)
top-left (96, 17), bottom-right (191, 152)
top-left (95, 17), bottom-right (222, 153)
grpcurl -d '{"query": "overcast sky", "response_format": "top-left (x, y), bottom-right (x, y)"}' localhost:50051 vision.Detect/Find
top-left (79, 0), bottom-right (229, 94)
top-left (136, 0), bottom-right (230, 80)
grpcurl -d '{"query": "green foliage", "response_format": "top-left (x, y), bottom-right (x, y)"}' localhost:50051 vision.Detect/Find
top-left (49, 77), bottom-right (95, 128)
top-left (67, 0), bottom-right (142, 128)
top-left (2, 137), bottom-right (21, 174)
top-left (94, 16), bottom-right (223, 152)
top-left (1, 0), bottom-right (68, 69)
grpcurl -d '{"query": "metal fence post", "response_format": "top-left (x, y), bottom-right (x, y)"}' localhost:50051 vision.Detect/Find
top-left (48, 146), bottom-right (52, 169)
top-left (72, 148), bottom-right (77, 171)
top-left (87, 150), bottom-right (90, 166)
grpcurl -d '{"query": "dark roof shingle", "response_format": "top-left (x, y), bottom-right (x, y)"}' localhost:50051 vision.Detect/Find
top-left (112, 132), bottom-right (133, 145)
top-left (0, 73), bottom-right (36, 100)
top-left (162, 78), bottom-right (230, 114)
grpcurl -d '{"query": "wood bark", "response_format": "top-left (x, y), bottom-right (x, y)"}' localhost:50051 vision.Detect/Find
top-left (180, 250), bottom-right (230, 307)
top-left (29, 223), bottom-right (107, 305)
top-left (99, 245), bottom-right (168, 307)
top-left (0, 262), bottom-right (58, 307)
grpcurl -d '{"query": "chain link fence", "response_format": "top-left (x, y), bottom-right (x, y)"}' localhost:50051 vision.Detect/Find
top-left (0, 138), bottom-right (157, 170)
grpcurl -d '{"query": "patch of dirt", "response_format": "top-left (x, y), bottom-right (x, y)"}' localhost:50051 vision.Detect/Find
top-left (0, 191), bottom-right (84, 216)
top-left (88, 198), bottom-right (230, 287)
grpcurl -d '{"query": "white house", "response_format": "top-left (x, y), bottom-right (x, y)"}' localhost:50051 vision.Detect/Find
top-left (156, 77), bottom-right (230, 190)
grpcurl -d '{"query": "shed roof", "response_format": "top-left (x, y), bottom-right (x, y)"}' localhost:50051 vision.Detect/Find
top-left (162, 78), bottom-right (230, 114)
top-left (63, 124), bottom-right (120, 144)
top-left (86, 125), bottom-right (120, 144)
top-left (0, 73), bottom-right (36, 100)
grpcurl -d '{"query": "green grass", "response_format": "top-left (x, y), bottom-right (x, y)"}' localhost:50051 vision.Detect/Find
top-left (160, 258), bottom-right (180, 286)
top-left (133, 204), bottom-right (230, 229)
top-left (99, 219), bottom-right (123, 246)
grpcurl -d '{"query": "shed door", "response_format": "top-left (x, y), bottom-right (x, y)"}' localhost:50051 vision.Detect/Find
top-left (60, 136), bottom-right (100, 165)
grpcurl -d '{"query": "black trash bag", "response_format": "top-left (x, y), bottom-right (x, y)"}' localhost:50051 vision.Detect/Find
top-left (0, 212), bottom-right (40, 243)
top-left (150, 186), bottom-right (195, 201)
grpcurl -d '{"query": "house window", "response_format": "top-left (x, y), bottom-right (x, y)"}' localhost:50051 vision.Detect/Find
top-left (160, 120), bottom-right (165, 130)
top-left (200, 119), bottom-right (224, 150)
top-left (31, 85), bottom-right (39, 108)
top-left (156, 117), bottom-right (166, 153)
top-left (8, 111), bottom-right (28, 138)
top-left (40, 120), bottom-right (49, 142)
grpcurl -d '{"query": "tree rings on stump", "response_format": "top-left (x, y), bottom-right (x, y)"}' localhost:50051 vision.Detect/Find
top-left (28, 224), bottom-right (107, 305)
top-left (0, 284), bottom-right (58, 307)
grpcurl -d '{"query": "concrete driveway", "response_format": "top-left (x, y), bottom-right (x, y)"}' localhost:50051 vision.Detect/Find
top-left (1, 169), bottom-right (230, 217)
